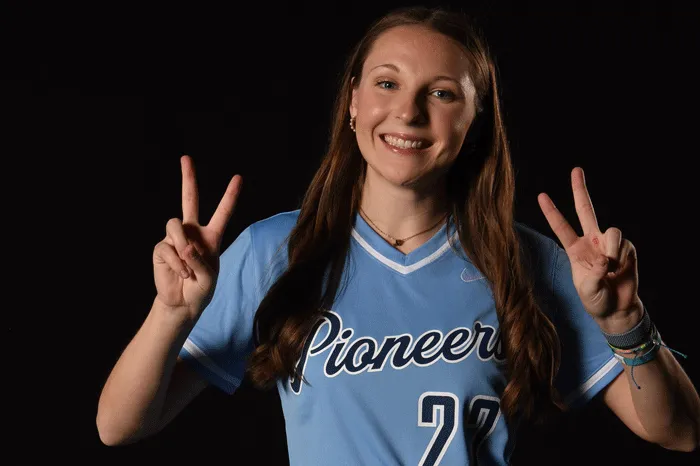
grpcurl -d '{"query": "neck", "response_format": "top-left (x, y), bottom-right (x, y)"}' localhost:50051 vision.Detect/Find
top-left (358, 170), bottom-right (450, 244)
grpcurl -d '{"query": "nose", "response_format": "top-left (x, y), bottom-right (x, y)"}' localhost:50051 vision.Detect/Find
top-left (394, 92), bottom-right (427, 125)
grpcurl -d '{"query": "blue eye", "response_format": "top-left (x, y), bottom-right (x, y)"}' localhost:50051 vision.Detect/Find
top-left (432, 89), bottom-right (455, 100)
top-left (375, 81), bottom-right (455, 101)
top-left (376, 80), bottom-right (396, 90)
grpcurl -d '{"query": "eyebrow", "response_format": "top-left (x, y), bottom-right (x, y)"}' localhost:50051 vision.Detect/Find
top-left (369, 63), bottom-right (462, 86)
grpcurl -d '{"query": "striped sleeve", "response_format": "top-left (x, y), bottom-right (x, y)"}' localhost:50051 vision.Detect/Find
top-left (178, 224), bottom-right (261, 394)
top-left (549, 242), bottom-right (624, 409)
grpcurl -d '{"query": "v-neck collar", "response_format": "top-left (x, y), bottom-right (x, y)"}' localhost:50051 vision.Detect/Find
top-left (350, 211), bottom-right (459, 275)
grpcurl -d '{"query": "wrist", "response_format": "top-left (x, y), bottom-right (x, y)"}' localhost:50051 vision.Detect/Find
top-left (152, 296), bottom-right (198, 330)
top-left (599, 301), bottom-right (653, 351)
top-left (594, 300), bottom-right (645, 335)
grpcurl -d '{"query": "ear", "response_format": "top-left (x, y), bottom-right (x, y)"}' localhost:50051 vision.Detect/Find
top-left (349, 77), bottom-right (358, 118)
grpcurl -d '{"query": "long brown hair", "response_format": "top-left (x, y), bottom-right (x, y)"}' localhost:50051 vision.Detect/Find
top-left (247, 6), bottom-right (566, 427)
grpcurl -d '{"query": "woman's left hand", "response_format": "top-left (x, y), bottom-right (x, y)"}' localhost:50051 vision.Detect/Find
top-left (537, 167), bottom-right (643, 324)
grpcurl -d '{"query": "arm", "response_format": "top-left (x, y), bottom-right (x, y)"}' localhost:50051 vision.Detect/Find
top-left (537, 167), bottom-right (699, 451)
top-left (96, 156), bottom-right (244, 446)
top-left (96, 297), bottom-right (208, 446)
top-left (598, 309), bottom-right (699, 452)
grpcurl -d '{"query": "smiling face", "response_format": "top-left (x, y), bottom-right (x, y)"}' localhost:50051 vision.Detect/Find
top-left (350, 24), bottom-right (478, 192)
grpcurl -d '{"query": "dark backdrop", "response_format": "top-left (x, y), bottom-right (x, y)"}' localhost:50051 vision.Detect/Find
top-left (4, 0), bottom-right (698, 464)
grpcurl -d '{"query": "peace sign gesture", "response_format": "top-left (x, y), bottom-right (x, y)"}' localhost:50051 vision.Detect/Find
top-left (153, 156), bottom-right (243, 322)
top-left (538, 167), bottom-right (643, 324)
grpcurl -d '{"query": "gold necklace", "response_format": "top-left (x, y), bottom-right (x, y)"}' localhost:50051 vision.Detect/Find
top-left (359, 207), bottom-right (448, 247)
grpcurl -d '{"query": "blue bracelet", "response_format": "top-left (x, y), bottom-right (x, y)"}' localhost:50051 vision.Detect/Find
top-left (611, 342), bottom-right (660, 366)
top-left (608, 318), bottom-right (690, 390)
top-left (611, 342), bottom-right (661, 390)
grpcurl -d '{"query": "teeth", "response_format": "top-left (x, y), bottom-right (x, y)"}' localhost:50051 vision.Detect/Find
top-left (384, 135), bottom-right (424, 149)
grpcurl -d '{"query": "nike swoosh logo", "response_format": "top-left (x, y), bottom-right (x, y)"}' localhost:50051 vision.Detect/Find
top-left (461, 268), bottom-right (485, 283)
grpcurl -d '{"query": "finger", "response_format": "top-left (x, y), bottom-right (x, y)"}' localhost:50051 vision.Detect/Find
top-left (181, 155), bottom-right (199, 225)
top-left (571, 167), bottom-right (600, 237)
top-left (618, 240), bottom-right (636, 269)
top-left (208, 174), bottom-right (243, 238)
top-left (604, 227), bottom-right (622, 262)
top-left (538, 192), bottom-right (578, 249)
top-left (161, 234), bottom-right (192, 275)
top-left (166, 218), bottom-right (190, 257)
top-left (610, 240), bottom-right (637, 279)
top-left (154, 241), bottom-right (190, 279)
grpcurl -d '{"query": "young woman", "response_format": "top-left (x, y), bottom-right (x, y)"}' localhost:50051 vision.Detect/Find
top-left (96, 6), bottom-right (699, 464)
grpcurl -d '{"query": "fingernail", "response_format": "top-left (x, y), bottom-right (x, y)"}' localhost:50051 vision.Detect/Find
top-left (180, 269), bottom-right (189, 279)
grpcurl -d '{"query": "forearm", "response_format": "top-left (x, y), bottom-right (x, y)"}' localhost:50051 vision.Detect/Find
top-left (598, 309), bottom-right (700, 451)
top-left (620, 346), bottom-right (699, 449)
top-left (96, 297), bottom-right (194, 445)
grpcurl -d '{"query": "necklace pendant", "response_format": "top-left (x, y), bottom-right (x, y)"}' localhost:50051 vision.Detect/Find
top-left (394, 239), bottom-right (404, 246)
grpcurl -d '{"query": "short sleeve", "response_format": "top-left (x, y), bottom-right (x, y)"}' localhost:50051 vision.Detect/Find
top-left (178, 224), bottom-right (262, 394)
top-left (548, 243), bottom-right (624, 409)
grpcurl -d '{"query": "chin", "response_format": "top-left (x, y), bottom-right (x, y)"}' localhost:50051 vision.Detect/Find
top-left (362, 143), bottom-right (441, 189)
top-left (371, 164), bottom-right (429, 190)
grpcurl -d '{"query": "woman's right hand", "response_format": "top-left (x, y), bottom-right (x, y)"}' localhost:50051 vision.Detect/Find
top-left (153, 155), bottom-right (243, 323)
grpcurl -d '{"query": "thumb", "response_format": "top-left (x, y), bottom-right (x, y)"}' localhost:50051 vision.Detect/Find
top-left (182, 242), bottom-right (214, 285)
top-left (591, 254), bottom-right (610, 279)
top-left (579, 254), bottom-right (610, 298)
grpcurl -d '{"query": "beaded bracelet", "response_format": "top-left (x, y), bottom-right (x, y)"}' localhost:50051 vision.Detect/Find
top-left (611, 342), bottom-right (661, 366)
top-left (607, 322), bottom-right (660, 354)
top-left (608, 323), bottom-right (688, 389)
top-left (608, 336), bottom-right (654, 355)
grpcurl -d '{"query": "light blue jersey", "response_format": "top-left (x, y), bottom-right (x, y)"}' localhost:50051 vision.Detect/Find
top-left (179, 209), bottom-right (624, 465)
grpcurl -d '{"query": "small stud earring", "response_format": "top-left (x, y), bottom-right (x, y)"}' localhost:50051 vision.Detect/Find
top-left (350, 116), bottom-right (356, 132)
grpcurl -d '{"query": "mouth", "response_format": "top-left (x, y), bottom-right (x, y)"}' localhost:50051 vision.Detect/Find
top-left (379, 133), bottom-right (433, 155)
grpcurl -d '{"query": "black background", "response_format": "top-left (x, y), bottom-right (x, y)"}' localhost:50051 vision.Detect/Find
top-left (4, 0), bottom-right (698, 464)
